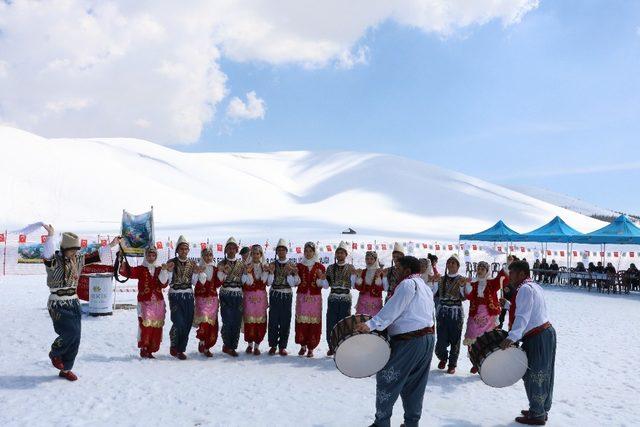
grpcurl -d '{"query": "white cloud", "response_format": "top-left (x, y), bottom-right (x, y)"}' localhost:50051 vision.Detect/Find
top-left (226, 91), bottom-right (266, 121)
top-left (0, 0), bottom-right (538, 144)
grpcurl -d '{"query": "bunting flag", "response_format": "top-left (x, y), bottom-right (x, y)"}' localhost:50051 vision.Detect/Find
top-left (40, 235), bottom-right (48, 243)
top-left (156, 241), bottom-right (163, 249)
top-left (296, 246), bottom-right (301, 254)
top-left (381, 243), bottom-right (387, 250)
top-left (100, 239), bottom-right (108, 247)
top-left (630, 252), bottom-right (635, 258)
top-left (0, 233), bottom-right (4, 243)
top-left (217, 243), bottom-right (223, 252)
top-left (81, 239), bottom-right (88, 248)
top-left (19, 234), bottom-right (26, 244)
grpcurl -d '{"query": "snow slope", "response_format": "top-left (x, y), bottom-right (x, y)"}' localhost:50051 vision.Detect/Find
top-left (0, 126), bottom-right (605, 241)
top-left (0, 275), bottom-right (638, 426)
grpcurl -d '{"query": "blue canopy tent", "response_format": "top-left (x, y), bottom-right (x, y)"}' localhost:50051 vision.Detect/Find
top-left (572, 215), bottom-right (640, 244)
top-left (459, 220), bottom-right (521, 243)
top-left (519, 216), bottom-right (585, 268)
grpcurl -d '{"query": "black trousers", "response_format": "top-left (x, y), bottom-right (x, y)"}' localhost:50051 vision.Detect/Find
top-left (326, 297), bottom-right (352, 349)
top-left (268, 290), bottom-right (292, 349)
top-left (220, 291), bottom-right (243, 350)
top-left (169, 293), bottom-right (195, 353)
top-left (49, 300), bottom-right (82, 370)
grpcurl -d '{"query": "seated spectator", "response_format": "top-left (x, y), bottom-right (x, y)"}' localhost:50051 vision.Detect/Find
top-left (549, 259), bottom-right (559, 283)
top-left (625, 263), bottom-right (640, 291)
top-left (596, 262), bottom-right (605, 274)
top-left (604, 262), bottom-right (616, 275)
top-left (571, 262), bottom-right (586, 286)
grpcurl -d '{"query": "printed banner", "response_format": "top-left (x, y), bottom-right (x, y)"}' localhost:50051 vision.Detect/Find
top-left (17, 242), bottom-right (44, 264)
top-left (120, 209), bottom-right (154, 257)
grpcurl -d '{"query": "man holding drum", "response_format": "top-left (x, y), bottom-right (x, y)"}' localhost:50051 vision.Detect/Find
top-left (356, 256), bottom-right (435, 427)
top-left (500, 260), bottom-right (556, 426)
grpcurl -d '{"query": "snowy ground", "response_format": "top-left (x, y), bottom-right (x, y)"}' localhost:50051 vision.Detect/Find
top-left (1, 275), bottom-right (638, 427)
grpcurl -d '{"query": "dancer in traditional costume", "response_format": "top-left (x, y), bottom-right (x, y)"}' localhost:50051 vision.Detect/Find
top-left (354, 251), bottom-right (384, 316)
top-left (193, 246), bottom-right (220, 358)
top-left (118, 246), bottom-right (166, 359)
top-left (419, 257), bottom-right (438, 296)
top-left (463, 261), bottom-right (507, 373)
top-left (434, 254), bottom-right (469, 374)
top-left (382, 242), bottom-right (405, 301)
top-left (500, 261), bottom-right (556, 426)
top-left (294, 242), bottom-right (327, 358)
top-left (42, 224), bottom-right (118, 381)
top-left (159, 235), bottom-right (197, 360)
top-left (325, 241), bottom-right (356, 356)
top-left (243, 244), bottom-right (269, 355)
top-left (217, 237), bottom-right (251, 357)
top-left (266, 239), bottom-right (300, 356)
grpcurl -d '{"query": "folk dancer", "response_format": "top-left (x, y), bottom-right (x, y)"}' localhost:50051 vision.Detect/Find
top-left (500, 261), bottom-right (556, 426)
top-left (42, 224), bottom-right (119, 381)
top-left (434, 254), bottom-right (469, 374)
top-left (294, 242), bottom-right (327, 358)
top-left (118, 246), bottom-right (167, 359)
top-left (463, 261), bottom-right (507, 373)
top-left (217, 237), bottom-right (252, 357)
top-left (356, 256), bottom-right (436, 427)
top-left (243, 244), bottom-right (269, 355)
top-left (159, 235), bottom-right (197, 360)
top-left (266, 239), bottom-right (300, 356)
top-left (325, 241), bottom-right (356, 356)
top-left (193, 246), bottom-right (220, 357)
top-left (382, 242), bottom-right (405, 302)
top-left (354, 251), bottom-right (384, 316)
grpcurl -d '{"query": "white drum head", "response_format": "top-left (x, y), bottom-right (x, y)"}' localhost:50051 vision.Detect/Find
top-left (334, 334), bottom-right (391, 378)
top-left (479, 347), bottom-right (528, 388)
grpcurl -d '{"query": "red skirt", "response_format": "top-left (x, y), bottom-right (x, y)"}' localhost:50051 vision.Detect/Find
top-left (295, 323), bottom-right (322, 350)
top-left (196, 322), bottom-right (219, 349)
top-left (138, 318), bottom-right (163, 353)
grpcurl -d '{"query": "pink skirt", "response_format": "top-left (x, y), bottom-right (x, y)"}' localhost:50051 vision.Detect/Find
top-left (355, 293), bottom-right (383, 317)
top-left (243, 290), bottom-right (268, 324)
top-left (194, 296), bottom-right (219, 326)
top-left (295, 293), bottom-right (322, 324)
top-left (138, 296), bottom-right (166, 328)
top-left (464, 304), bottom-right (497, 345)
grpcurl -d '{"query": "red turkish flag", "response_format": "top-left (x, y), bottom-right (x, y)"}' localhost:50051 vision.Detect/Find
top-left (81, 239), bottom-right (88, 248)
top-left (614, 251), bottom-right (619, 258)
top-left (156, 241), bottom-right (163, 249)
top-left (509, 246), bottom-right (515, 252)
top-left (381, 244), bottom-right (387, 250)
top-left (19, 234), bottom-right (26, 244)
top-left (546, 250), bottom-right (552, 256)
top-left (0, 233), bottom-right (5, 243)
top-left (100, 239), bottom-right (108, 247)
top-left (352, 243), bottom-right (358, 250)
top-left (497, 246), bottom-right (502, 252)
top-left (472, 244), bottom-right (477, 251)
top-left (630, 252), bottom-right (635, 258)
top-left (560, 251), bottom-right (565, 257)
top-left (422, 243), bottom-right (428, 248)
top-left (585, 251), bottom-right (590, 256)
top-left (520, 247), bottom-right (525, 253)
top-left (217, 244), bottom-right (223, 252)
top-left (326, 245), bottom-right (333, 252)
top-left (600, 252), bottom-right (605, 257)
top-left (41, 235), bottom-right (48, 243)
top-left (573, 251), bottom-right (578, 257)
top-left (200, 243), bottom-right (207, 250)
top-left (295, 247), bottom-right (301, 254)
top-left (435, 245), bottom-right (440, 251)
top-left (367, 243), bottom-right (372, 250)
top-left (448, 245), bottom-right (453, 251)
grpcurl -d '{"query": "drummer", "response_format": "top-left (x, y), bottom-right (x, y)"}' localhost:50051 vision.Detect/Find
top-left (499, 260), bottom-right (556, 426)
top-left (356, 255), bottom-right (435, 427)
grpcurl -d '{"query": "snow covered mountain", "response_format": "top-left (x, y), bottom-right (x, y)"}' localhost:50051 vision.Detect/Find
top-left (0, 126), bottom-right (605, 241)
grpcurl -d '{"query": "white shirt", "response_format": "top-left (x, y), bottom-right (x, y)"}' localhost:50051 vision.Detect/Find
top-left (366, 274), bottom-right (435, 336)
top-left (507, 281), bottom-right (550, 342)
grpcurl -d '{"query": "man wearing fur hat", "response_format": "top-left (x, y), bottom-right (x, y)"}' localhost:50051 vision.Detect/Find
top-left (159, 235), bottom-right (198, 360)
top-left (433, 253), bottom-right (469, 374)
top-left (41, 224), bottom-right (120, 381)
top-left (382, 242), bottom-right (405, 302)
top-left (266, 238), bottom-right (300, 356)
top-left (118, 245), bottom-right (167, 359)
top-left (325, 241), bottom-right (356, 356)
top-left (217, 237), bottom-right (252, 357)
top-left (294, 241), bottom-right (327, 358)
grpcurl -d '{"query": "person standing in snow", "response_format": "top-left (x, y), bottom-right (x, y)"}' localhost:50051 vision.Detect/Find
top-left (462, 261), bottom-right (508, 373)
top-left (325, 241), bottom-right (356, 356)
top-left (294, 242), bottom-right (327, 358)
top-left (243, 244), bottom-right (269, 355)
top-left (500, 260), bottom-right (556, 426)
top-left (356, 255), bottom-right (435, 427)
top-left (354, 251), bottom-right (385, 317)
top-left (434, 254), bottom-right (468, 374)
top-left (266, 239), bottom-right (300, 356)
top-left (193, 246), bottom-right (220, 358)
top-left (217, 237), bottom-right (251, 357)
top-left (42, 224), bottom-right (119, 381)
top-left (118, 246), bottom-right (167, 359)
top-left (159, 235), bottom-right (197, 360)
top-left (382, 243), bottom-right (405, 301)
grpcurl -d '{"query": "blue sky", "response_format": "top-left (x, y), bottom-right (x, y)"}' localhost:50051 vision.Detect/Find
top-left (186, 1), bottom-right (640, 213)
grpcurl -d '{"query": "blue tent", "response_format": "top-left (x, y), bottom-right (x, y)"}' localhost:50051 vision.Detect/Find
top-left (459, 220), bottom-right (521, 242)
top-left (572, 214), bottom-right (640, 244)
top-left (519, 216), bottom-right (584, 243)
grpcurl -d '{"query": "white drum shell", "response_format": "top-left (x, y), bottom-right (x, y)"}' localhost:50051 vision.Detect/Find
top-left (334, 334), bottom-right (391, 379)
top-left (479, 347), bottom-right (528, 388)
